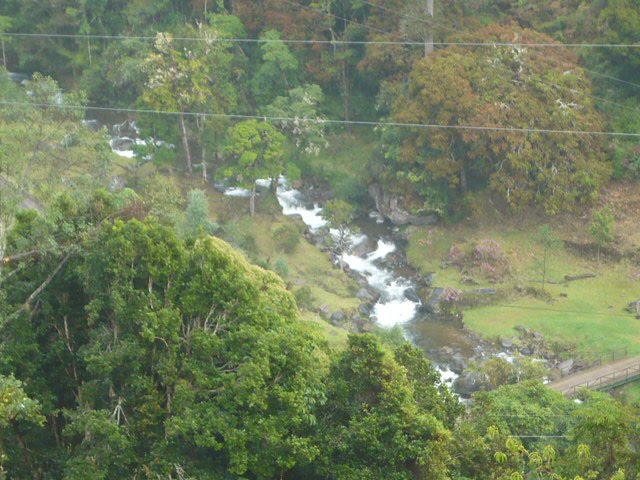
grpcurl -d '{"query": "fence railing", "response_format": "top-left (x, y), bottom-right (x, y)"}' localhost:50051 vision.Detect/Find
top-left (560, 347), bottom-right (630, 377)
top-left (561, 362), bottom-right (640, 397)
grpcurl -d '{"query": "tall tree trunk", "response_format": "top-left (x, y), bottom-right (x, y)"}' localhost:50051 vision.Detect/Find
top-left (425, 0), bottom-right (434, 56)
top-left (341, 56), bottom-right (351, 130)
top-left (1, 37), bottom-right (6, 69)
top-left (250, 184), bottom-right (256, 216)
top-left (460, 164), bottom-right (468, 194)
top-left (179, 112), bottom-right (193, 174)
top-left (0, 219), bottom-right (7, 281)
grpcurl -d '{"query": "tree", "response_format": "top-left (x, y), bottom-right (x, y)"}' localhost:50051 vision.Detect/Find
top-left (143, 23), bottom-right (240, 175)
top-left (536, 224), bottom-right (562, 290)
top-left (590, 207), bottom-right (615, 262)
top-left (389, 24), bottom-right (612, 215)
top-left (264, 83), bottom-right (329, 158)
top-left (251, 29), bottom-right (300, 107)
top-left (223, 119), bottom-right (286, 215)
top-left (0, 375), bottom-right (44, 479)
top-left (310, 335), bottom-right (455, 480)
top-left (180, 189), bottom-right (219, 240)
top-left (0, 72), bottom-right (110, 282)
top-left (322, 198), bottom-right (356, 261)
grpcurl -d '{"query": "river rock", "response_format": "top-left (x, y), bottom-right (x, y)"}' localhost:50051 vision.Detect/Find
top-left (110, 136), bottom-right (134, 151)
top-left (422, 287), bottom-right (445, 314)
top-left (368, 211), bottom-right (385, 224)
top-left (213, 180), bottom-right (228, 193)
top-left (318, 305), bottom-right (331, 320)
top-left (453, 372), bottom-right (487, 398)
top-left (423, 272), bottom-right (434, 287)
top-left (626, 300), bottom-right (640, 314)
top-left (356, 288), bottom-right (375, 301)
top-left (404, 288), bottom-right (421, 303)
top-left (330, 310), bottom-right (346, 325)
top-left (501, 339), bottom-right (513, 349)
top-left (368, 184), bottom-right (438, 226)
top-left (450, 353), bottom-right (467, 374)
top-left (358, 303), bottom-right (373, 316)
top-left (350, 236), bottom-right (377, 257)
top-left (474, 288), bottom-right (497, 295)
top-left (558, 359), bottom-right (574, 375)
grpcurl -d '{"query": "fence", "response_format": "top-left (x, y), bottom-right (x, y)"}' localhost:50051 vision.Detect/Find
top-left (561, 362), bottom-right (640, 397)
top-left (560, 347), bottom-right (630, 377)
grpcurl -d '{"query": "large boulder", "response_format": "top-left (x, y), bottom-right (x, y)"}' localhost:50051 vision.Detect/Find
top-left (453, 372), bottom-right (487, 398)
top-left (330, 310), bottom-right (346, 325)
top-left (421, 287), bottom-right (446, 314)
top-left (368, 184), bottom-right (438, 226)
top-left (626, 300), bottom-right (640, 314)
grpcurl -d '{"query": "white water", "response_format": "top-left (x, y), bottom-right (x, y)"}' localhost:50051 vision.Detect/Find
top-left (105, 121), bottom-right (174, 160)
top-left (275, 180), bottom-right (420, 329)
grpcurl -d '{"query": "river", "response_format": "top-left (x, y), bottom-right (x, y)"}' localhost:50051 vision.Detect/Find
top-left (105, 121), bottom-right (511, 390)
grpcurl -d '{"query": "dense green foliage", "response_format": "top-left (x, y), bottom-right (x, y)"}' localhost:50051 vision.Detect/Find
top-left (2, 0), bottom-right (637, 215)
top-left (0, 195), bottom-right (466, 479)
top-left (2, 2), bottom-right (640, 479)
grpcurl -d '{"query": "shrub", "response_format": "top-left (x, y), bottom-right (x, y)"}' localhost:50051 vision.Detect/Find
top-left (447, 245), bottom-right (466, 267)
top-left (474, 239), bottom-right (504, 264)
top-left (274, 257), bottom-right (289, 277)
top-left (272, 223), bottom-right (302, 253)
top-left (294, 286), bottom-right (314, 310)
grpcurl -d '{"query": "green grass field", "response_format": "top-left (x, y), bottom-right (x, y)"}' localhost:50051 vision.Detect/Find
top-left (407, 215), bottom-right (639, 357)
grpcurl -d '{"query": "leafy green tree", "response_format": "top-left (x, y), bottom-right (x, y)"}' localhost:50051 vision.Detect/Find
top-left (143, 23), bottom-right (240, 175)
top-left (264, 83), bottom-right (329, 158)
top-left (310, 335), bottom-right (455, 480)
top-left (322, 198), bottom-right (356, 260)
top-left (590, 207), bottom-right (615, 262)
top-left (0, 375), bottom-right (44, 479)
top-left (0, 72), bottom-right (110, 282)
top-left (223, 119), bottom-right (286, 215)
top-left (251, 29), bottom-right (300, 107)
top-left (180, 189), bottom-right (219, 240)
top-left (570, 391), bottom-right (636, 477)
top-left (389, 24), bottom-right (611, 215)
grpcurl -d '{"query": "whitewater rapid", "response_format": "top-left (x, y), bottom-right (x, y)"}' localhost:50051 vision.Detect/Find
top-left (275, 180), bottom-right (420, 329)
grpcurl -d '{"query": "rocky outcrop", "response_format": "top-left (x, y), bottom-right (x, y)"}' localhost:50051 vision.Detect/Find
top-left (368, 184), bottom-right (438, 226)
top-left (453, 372), bottom-right (487, 398)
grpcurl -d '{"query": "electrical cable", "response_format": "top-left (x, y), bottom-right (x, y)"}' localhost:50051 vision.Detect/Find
top-left (2, 31), bottom-right (640, 49)
top-left (1, 100), bottom-right (639, 138)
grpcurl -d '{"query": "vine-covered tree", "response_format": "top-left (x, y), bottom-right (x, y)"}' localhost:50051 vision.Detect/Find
top-left (142, 20), bottom-right (241, 175)
top-left (223, 119), bottom-right (285, 215)
top-left (387, 24), bottom-right (612, 215)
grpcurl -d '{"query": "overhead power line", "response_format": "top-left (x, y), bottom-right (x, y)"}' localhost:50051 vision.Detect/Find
top-left (1, 100), bottom-right (640, 138)
top-left (3, 31), bottom-right (640, 49)
top-left (275, 0), bottom-right (405, 39)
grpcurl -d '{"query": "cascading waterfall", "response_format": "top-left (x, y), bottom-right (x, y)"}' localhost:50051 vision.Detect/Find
top-left (275, 179), bottom-right (421, 329)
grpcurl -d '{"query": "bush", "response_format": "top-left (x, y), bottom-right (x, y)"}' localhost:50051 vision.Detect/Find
top-left (294, 286), bottom-right (314, 310)
top-left (333, 175), bottom-right (367, 204)
top-left (223, 221), bottom-right (257, 254)
top-left (273, 258), bottom-right (289, 277)
top-left (447, 239), bottom-right (509, 282)
top-left (272, 223), bottom-right (302, 253)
